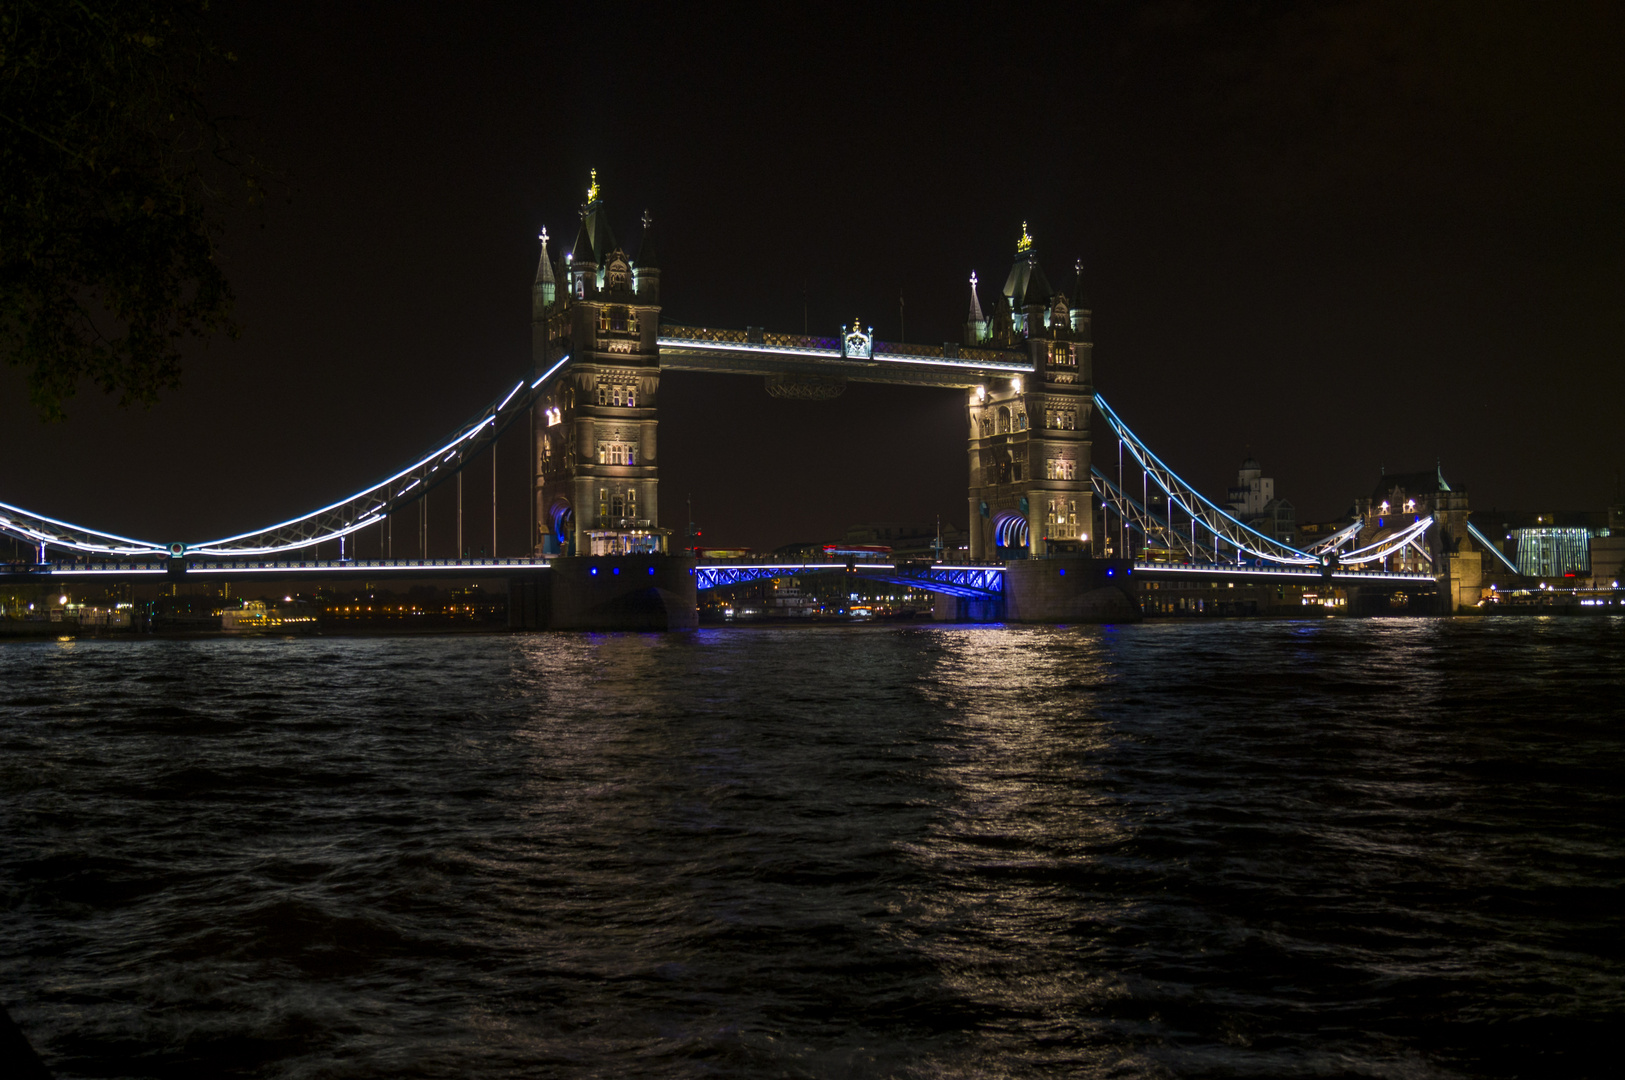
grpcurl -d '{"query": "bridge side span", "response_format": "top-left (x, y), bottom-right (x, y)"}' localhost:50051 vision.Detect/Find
top-left (695, 563), bottom-right (1004, 598)
top-left (0, 359), bottom-right (564, 560)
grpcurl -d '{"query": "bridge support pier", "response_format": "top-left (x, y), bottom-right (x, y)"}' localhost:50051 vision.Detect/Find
top-left (1002, 557), bottom-right (1140, 623)
top-left (509, 556), bottom-right (697, 631)
top-left (932, 594), bottom-right (1005, 623)
top-left (1343, 583), bottom-right (1438, 616)
top-left (1438, 551), bottom-right (1484, 614)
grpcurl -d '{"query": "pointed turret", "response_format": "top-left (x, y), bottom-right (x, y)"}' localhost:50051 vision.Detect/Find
top-left (569, 169), bottom-right (620, 299)
top-left (580, 169), bottom-right (619, 259)
top-left (1002, 221), bottom-right (1053, 337)
top-left (964, 270), bottom-right (986, 345)
top-left (1020, 260), bottom-right (1054, 308)
top-left (533, 226), bottom-right (556, 317)
top-left (635, 209), bottom-right (660, 303)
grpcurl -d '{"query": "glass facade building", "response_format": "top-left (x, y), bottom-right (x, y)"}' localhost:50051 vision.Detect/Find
top-left (1513, 528), bottom-right (1592, 577)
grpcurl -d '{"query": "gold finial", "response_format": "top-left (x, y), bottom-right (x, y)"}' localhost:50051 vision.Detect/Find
top-left (1016, 221), bottom-right (1033, 253)
top-left (587, 168), bottom-right (600, 203)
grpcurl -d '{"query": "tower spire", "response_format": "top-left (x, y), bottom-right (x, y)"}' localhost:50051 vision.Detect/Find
top-left (964, 271), bottom-right (988, 346)
top-left (533, 225), bottom-right (555, 310)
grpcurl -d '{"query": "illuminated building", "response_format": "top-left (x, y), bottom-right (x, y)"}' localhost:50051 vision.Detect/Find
top-left (964, 233), bottom-right (1094, 560)
top-left (531, 173), bottom-right (666, 556)
top-left (1513, 526), bottom-right (1592, 578)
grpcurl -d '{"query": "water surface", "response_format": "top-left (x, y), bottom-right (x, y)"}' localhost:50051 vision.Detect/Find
top-left (2, 618), bottom-right (1621, 1078)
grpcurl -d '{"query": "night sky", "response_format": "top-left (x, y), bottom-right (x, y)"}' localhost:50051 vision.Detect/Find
top-left (3, 2), bottom-right (1622, 553)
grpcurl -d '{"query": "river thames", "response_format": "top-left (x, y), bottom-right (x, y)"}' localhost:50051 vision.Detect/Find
top-left (2, 618), bottom-right (1621, 1078)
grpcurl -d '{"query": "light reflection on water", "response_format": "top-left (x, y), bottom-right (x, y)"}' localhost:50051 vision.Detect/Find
top-left (1, 618), bottom-right (1622, 1078)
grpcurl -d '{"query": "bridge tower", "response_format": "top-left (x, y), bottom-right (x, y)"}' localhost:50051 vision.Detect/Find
top-left (965, 225), bottom-right (1094, 561)
top-left (531, 173), bottom-right (665, 557)
top-left (1355, 466), bottom-right (1483, 612)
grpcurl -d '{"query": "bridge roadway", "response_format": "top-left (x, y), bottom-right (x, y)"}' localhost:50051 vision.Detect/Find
top-left (3, 557), bottom-right (1436, 594)
top-left (698, 559), bottom-right (1436, 594)
top-left (0, 558), bottom-right (548, 584)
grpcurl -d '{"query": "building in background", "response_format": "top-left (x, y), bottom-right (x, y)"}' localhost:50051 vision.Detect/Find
top-left (1225, 457), bottom-right (1296, 545)
top-left (843, 522), bottom-right (963, 560)
top-left (1590, 505), bottom-right (1625, 588)
top-left (1513, 523), bottom-right (1592, 578)
top-left (1471, 508), bottom-right (1620, 582)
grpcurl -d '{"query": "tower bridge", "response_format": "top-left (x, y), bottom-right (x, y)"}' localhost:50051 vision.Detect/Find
top-left (3, 173), bottom-right (1507, 627)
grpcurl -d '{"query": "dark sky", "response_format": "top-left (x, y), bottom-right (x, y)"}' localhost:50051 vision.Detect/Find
top-left (4, 1), bottom-right (1623, 552)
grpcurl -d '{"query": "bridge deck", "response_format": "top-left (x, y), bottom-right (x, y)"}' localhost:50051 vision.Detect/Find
top-left (1, 558), bottom-right (548, 583)
top-left (657, 328), bottom-right (1031, 389)
top-left (1132, 562), bottom-right (1437, 586)
top-left (5, 557), bottom-right (1440, 590)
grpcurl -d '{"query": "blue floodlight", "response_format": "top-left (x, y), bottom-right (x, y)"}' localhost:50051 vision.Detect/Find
top-left (590, 567), bottom-right (599, 576)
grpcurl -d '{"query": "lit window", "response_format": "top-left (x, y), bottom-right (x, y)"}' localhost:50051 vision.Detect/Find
top-left (1046, 458), bottom-right (1076, 480)
top-left (598, 383), bottom-right (609, 405)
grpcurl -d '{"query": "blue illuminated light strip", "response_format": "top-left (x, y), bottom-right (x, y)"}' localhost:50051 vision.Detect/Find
top-left (1466, 521), bottom-right (1521, 574)
top-left (1090, 466), bottom-right (1215, 561)
top-left (30, 565), bottom-right (169, 577)
top-left (188, 415), bottom-right (496, 554)
top-left (186, 559), bottom-right (547, 575)
top-left (0, 500), bottom-right (167, 555)
top-left (1094, 394), bottom-right (1318, 566)
top-left (658, 338), bottom-right (1032, 374)
top-left (1333, 516), bottom-right (1433, 566)
top-left (1136, 562), bottom-right (1435, 584)
top-left (870, 352), bottom-right (1031, 373)
top-left (695, 562), bottom-right (1005, 596)
top-left (185, 361), bottom-right (549, 556)
top-left (497, 379), bottom-right (525, 412)
top-left (1305, 520), bottom-right (1364, 554)
top-left (532, 353), bottom-right (571, 388)
top-left (659, 338), bottom-right (838, 359)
